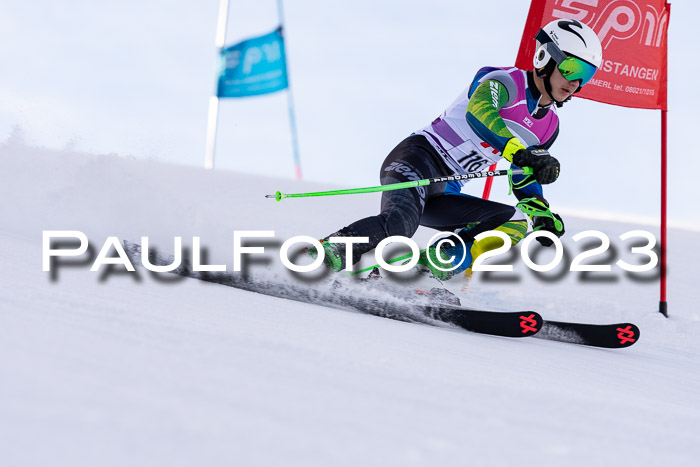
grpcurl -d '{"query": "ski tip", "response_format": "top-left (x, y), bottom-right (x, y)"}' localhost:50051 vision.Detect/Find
top-left (614, 323), bottom-right (640, 348)
top-left (434, 308), bottom-right (544, 338)
top-left (518, 312), bottom-right (543, 337)
top-left (539, 320), bottom-right (641, 348)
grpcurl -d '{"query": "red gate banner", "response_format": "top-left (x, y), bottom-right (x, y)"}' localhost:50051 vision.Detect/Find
top-left (515, 0), bottom-right (670, 110)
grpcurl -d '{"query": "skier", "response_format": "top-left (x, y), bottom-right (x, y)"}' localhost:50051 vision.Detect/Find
top-left (312, 19), bottom-right (603, 280)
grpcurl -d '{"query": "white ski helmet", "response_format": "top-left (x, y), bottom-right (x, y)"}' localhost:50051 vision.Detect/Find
top-left (533, 19), bottom-right (603, 99)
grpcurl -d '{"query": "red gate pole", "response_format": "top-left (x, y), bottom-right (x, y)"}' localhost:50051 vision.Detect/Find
top-left (482, 163), bottom-right (498, 199)
top-left (660, 109), bottom-right (668, 317)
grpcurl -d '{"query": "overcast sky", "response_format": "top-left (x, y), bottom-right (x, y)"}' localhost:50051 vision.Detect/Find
top-left (1, 0), bottom-right (697, 227)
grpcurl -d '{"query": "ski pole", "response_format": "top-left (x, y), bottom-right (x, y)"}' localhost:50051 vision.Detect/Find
top-left (265, 167), bottom-right (533, 201)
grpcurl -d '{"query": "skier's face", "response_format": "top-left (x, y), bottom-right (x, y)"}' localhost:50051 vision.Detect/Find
top-left (550, 66), bottom-right (581, 102)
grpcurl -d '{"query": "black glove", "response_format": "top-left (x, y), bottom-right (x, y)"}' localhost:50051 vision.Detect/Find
top-left (512, 148), bottom-right (560, 184)
top-left (533, 213), bottom-right (565, 247)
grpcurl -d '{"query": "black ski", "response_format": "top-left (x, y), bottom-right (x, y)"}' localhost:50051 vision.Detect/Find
top-left (537, 320), bottom-right (640, 349)
top-left (123, 240), bottom-right (542, 339)
top-left (426, 306), bottom-right (543, 338)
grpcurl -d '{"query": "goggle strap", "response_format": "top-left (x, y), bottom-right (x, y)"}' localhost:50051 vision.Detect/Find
top-left (535, 29), bottom-right (567, 63)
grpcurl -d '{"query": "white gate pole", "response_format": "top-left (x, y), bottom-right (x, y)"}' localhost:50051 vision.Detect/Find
top-left (204, 0), bottom-right (231, 170)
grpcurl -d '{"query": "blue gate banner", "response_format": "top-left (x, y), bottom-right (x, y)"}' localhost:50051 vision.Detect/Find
top-left (217, 28), bottom-right (289, 98)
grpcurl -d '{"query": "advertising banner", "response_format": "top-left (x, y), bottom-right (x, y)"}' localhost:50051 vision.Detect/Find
top-left (516, 0), bottom-right (670, 109)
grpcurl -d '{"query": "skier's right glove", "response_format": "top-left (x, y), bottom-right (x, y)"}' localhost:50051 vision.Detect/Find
top-left (532, 213), bottom-right (565, 247)
top-left (516, 197), bottom-right (565, 247)
top-left (511, 147), bottom-right (560, 185)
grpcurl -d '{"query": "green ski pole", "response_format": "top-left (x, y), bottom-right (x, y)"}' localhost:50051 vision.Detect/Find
top-left (266, 167), bottom-right (533, 201)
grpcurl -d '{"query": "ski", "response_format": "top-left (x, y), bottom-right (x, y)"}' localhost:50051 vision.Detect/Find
top-left (537, 320), bottom-right (640, 349)
top-left (358, 268), bottom-right (541, 337)
top-left (123, 240), bottom-right (542, 339)
top-left (427, 306), bottom-right (542, 338)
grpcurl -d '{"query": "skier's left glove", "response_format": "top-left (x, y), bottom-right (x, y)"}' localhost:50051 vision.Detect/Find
top-left (511, 146), bottom-right (560, 185)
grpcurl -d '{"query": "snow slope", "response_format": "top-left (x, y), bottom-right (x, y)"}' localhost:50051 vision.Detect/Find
top-left (1, 142), bottom-right (699, 467)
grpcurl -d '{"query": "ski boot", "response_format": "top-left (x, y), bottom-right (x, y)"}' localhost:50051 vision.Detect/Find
top-left (418, 238), bottom-right (473, 281)
top-left (302, 239), bottom-right (346, 272)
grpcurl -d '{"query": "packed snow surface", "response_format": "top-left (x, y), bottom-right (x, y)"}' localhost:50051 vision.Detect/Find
top-left (1, 143), bottom-right (698, 466)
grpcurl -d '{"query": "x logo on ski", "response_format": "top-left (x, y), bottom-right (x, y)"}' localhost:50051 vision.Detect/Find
top-left (616, 325), bottom-right (637, 345)
top-left (519, 314), bottom-right (539, 334)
